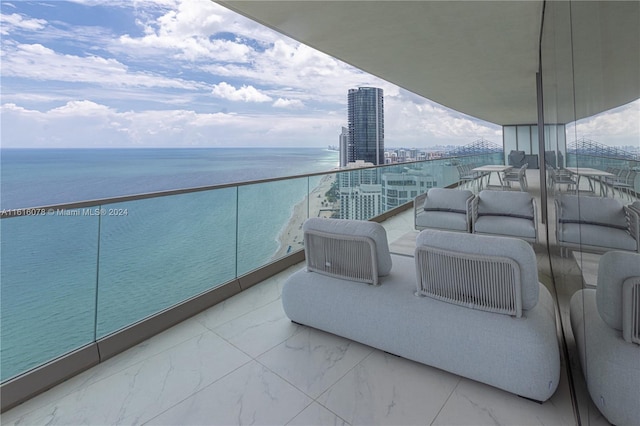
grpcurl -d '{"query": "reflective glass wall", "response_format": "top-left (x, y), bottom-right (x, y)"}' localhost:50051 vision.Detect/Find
top-left (541, 2), bottom-right (639, 424)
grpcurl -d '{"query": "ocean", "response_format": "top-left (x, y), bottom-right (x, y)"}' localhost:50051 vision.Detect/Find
top-left (0, 148), bottom-right (339, 382)
top-left (0, 148), bottom-right (340, 209)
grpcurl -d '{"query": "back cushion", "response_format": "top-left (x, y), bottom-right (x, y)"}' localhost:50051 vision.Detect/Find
top-left (423, 188), bottom-right (473, 214)
top-left (559, 195), bottom-right (626, 228)
top-left (303, 218), bottom-right (392, 276)
top-left (477, 190), bottom-right (534, 219)
top-left (416, 229), bottom-right (539, 310)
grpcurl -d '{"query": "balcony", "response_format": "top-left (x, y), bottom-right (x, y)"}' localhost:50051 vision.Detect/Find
top-left (2, 149), bottom-right (629, 425)
top-left (4, 156), bottom-right (637, 425)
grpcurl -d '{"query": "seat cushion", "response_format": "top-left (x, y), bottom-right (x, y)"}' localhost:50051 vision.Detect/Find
top-left (416, 211), bottom-right (468, 231)
top-left (559, 223), bottom-right (637, 252)
top-left (303, 217), bottom-right (393, 276)
top-left (474, 216), bottom-right (537, 241)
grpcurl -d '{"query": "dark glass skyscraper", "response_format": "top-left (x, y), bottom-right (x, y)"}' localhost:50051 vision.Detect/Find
top-left (347, 87), bottom-right (384, 165)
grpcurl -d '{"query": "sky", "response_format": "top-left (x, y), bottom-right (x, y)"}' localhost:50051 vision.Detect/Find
top-left (0, 0), bottom-right (638, 149)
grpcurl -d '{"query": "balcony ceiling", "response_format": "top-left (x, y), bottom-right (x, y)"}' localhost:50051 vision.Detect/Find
top-left (216, 1), bottom-right (639, 126)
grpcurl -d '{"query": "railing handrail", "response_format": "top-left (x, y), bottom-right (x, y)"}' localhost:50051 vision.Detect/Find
top-left (1, 152), bottom-right (492, 218)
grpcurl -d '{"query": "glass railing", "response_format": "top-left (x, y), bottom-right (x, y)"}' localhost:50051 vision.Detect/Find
top-left (0, 152), bottom-right (501, 382)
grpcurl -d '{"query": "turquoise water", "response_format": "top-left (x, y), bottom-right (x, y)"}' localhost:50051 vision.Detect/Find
top-left (0, 148), bottom-right (339, 209)
top-left (0, 148), bottom-right (338, 381)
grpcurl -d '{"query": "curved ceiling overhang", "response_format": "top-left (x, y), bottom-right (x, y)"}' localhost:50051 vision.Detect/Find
top-left (216, 1), bottom-right (639, 126)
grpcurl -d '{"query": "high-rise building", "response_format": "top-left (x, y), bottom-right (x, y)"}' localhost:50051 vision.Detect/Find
top-left (381, 170), bottom-right (436, 210)
top-left (347, 87), bottom-right (384, 165)
top-left (337, 160), bottom-right (382, 220)
top-left (338, 127), bottom-right (348, 167)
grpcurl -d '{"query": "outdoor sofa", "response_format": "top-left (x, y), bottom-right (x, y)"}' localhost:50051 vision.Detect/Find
top-left (414, 188), bottom-right (539, 245)
top-left (282, 218), bottom-right (560, 401)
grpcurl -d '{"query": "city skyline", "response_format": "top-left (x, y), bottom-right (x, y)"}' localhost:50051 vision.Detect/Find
top-left (1, 1), bottom-right (637, 149)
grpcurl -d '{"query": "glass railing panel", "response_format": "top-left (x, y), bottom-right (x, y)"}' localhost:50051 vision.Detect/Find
top-left (96, 188), bottom-right (237, 338)
top-left (237, 177), bottom-right (309, 276)
top-left (308, 173), bottom-right (339, 220)
top-left (0, 210), bottom-right (99, 381)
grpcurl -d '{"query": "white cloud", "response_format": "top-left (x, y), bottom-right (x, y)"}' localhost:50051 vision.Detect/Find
top-left (0, 101), bottom-right (342, 148)
top-left (0, 13), bottom-right (47, 35)
top-left (273, 98), bottom-right (304, 109)
top-left (1, 42), bottom-right (206, 90)
top-left (113, 0), bottom-right (254, 62)
top-left (211, 82), bottom-right (272, 103)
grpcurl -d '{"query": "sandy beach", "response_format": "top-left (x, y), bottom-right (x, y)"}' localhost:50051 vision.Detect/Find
top-left (273, 174), bottom-right (337, 259)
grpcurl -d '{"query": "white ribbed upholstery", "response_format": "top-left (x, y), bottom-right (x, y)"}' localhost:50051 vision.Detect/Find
top-left (622, 277), bottom-right (640, 344)
top-left (304, 229), bottom-right (379, 285)
top-left (415, 246), bottom-right (522, 317)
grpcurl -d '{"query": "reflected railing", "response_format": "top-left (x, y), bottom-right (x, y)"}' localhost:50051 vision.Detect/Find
top-left (0, 152), bottom-right (502, 383)
top-left (567, 153), bottom-right (640, 194)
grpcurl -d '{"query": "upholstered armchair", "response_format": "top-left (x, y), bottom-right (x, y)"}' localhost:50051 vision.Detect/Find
top-left (555, 194), bottom-right (640, 256)
top-left (471, 190), bottom-right (538, 243)
top-left (414, 188), bottom-right (474, 232)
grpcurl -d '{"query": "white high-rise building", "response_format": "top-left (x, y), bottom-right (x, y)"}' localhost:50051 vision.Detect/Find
top-left (339, 127), bottom-right (348, 167)
top-left (381, 170), bottom-right (437, 210)
top-left (338, 161), bottom-right (382, 220)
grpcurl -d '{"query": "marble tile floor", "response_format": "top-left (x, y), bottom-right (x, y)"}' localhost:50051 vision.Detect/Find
top-left (5, 169), bottom-right (632, 426)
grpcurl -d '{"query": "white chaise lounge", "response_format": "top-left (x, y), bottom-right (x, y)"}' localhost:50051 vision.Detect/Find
top-left (282, 218), bottom-right (560, 401)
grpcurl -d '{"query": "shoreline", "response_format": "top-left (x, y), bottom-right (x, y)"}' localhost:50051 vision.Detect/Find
top-left (273, 174), bottom-right (337, 259)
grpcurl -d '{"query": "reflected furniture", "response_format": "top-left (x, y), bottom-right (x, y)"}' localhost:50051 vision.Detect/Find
top-left (555, 194), bottom-right (640, 256)
top-left (507, 150), bottom-right (538, 169)
top-left (283, 219), bottom-right (560, 401)
top-left (548, 166), bottom-right (577, 194)
top-left (611, 169), bottom-right (638, 201)
top-left (503, 163), bottom-right (528, 191)
top-left (471, 190), bottom-right (538, 243)
top-left (569, 251), bottom-right (640, 426)
top-left (414, 188), bottom-right (474, 232)
top-left (472, 165), bottom-right (513, 190)
top-left (565, 167), bottom-right (614, 197)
